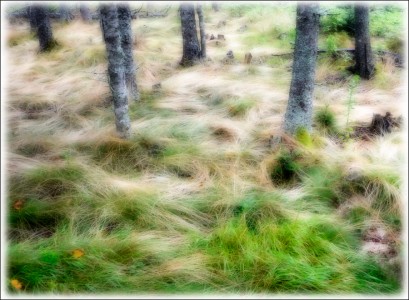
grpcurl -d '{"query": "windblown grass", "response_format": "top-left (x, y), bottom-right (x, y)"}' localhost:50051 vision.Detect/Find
top-left (4, 1), bottom-right (406, 297)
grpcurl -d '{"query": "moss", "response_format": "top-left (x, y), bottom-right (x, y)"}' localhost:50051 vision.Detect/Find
top-left (295, 127), bottom-right (313, 147)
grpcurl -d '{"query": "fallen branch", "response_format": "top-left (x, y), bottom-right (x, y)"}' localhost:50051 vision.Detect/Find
top-left (352, 112), bottom-right (402, 139)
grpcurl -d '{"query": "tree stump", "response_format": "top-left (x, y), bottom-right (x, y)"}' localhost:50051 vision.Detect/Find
top-left (370, 112), bottom-right (393, 135)
top-left (244, 52), bottom-right (252, 64)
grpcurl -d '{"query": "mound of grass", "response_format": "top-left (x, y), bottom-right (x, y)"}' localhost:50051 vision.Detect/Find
top-left (7, 232), bottom-right (154, 293)
top-left (225, 97), bottom-right (257, 117)
top-left (16, 139), bottom-right (53, 157)
top-left (199, 213), bottom-right (398, 293)
top-left (269, 149), bottom-right (301, 186)
top-left (8, 31), bottom-right (35, 47)
top-left (301, 166), bottom-right (345, 208)
top-left (314, 106), bottom-right (338, 134)
top-left (9, 164), bottom-right (85, 200)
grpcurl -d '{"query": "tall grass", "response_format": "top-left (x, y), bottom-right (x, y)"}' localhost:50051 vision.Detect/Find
top-left (4, 1), bottom-right (405, 296)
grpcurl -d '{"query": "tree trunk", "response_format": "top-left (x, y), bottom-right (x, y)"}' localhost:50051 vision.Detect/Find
top-left (353, 4), bottom-right (375, 79)
top-left (117, 4), bottom-right (140, 101)
top-left (283, 3), bottom-right (320, 135)
top-left (27, 6), bottom-right (38, 34)
top-left (196, 4), bottom-right (206, 59)
top-left (100, 4), bottom-right (131, 139)
top-left (30, 5), bottom-right (56, 52)
top-left (179, 3), bottom-right (201, 66)
top-left (59, 4), bottom-right (73, 22)
top-left (80, 4), bottom-right (92, 22)
top-left (211, 2), bottom-right (220, 12)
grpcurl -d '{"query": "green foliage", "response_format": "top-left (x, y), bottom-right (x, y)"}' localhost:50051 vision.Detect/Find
top-left (226, 4), bottom-right (254, 18)
top-left (314, 106), bottom-right (338, 134)
top-left (320, 6), bottom-right (355, 35)
top-left (325, 35), bottom-right (338, 56)
top-left (370, 5), bottom-right (404, 38)
top-left (320, 4), bottom-right (404, 40)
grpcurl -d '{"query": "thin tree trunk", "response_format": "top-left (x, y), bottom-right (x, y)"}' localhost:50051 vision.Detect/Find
top-left (80, 4), bottom-right (92, 22)
top-left (196, 4), bottom-right (206, 59)
top-left (117, 4), bottom-right (140, 101)
top-left (27, 5), bottom-right (38, 34)
top-left (211, 2), bottom-right (219, 12)
top-left (353, 4), bottom-right (375, 79)
top-left (283, 3), bottom-right (320, 135)
top-left (30, 5), bottom-right (56, 52)
top-left (179, 3), bottom-right (201, 66)
top-left (100, 4), bottom-right (131, 139)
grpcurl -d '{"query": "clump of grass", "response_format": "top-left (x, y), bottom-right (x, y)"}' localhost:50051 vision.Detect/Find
top-left (7, 164), bottom-right (85, 240)
top-left (269, 149), bottom-right (301, 186)
top-left (199, 213), bottom-right (398, 293)
top-left (82, 136), bottom-right (152, 174)
top-left (7, 231), bottom-right (153, 293)
top-left (76, 45), bottom-right (106, 67)
top-left (9, 164), bottom-right (85, 200)
top-left (232, 190), bottom-right (289, 231)
top-left (301, 165), bottom-right (346, 208)
top-left (295, 127), bottom-right (313, 147)
top-left (15, 139), bottom-right (53, 157)
top-left (8, 196), bottom-right (68, 241)
top-left (314, 106), bottom-right (338, 134)
top-left (160, 142), bottom-right (203, 178)
top-left (225, 97), bottom-right (257, 117)
top-left (7, 31), bottom-right (34, 47)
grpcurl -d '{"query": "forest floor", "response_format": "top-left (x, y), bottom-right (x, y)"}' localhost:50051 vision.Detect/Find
top-left (3, 3), bottom-right (407, 297)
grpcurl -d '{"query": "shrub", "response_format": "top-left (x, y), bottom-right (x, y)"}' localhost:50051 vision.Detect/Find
top-left (320, 6), bottom-right (355, 35)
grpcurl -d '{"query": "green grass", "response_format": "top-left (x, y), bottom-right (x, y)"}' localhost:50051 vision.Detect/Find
top-left (225, 97), bottom-right (257, 117)
top-left (314, 106), bottom-right (338, 134)
top-left (5, 2), bottom-right (404, 296)
top-left (198, 213), bottom-right (398, 293)
top-left (269, 149), bottom-right (302, 186)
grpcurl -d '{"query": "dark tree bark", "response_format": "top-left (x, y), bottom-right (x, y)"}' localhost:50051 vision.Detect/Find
top-left (30, 5), bottom-right (57, 52)
top-left (196, 4), bottom-right (206, 59)
top-left (179, 3), bottom-right (201, 66)
top-left (283, 3), bottom-right (320, 135)
top-left (353, 4), bottom-right (375, 79)
top-left (79, 4), bottom-right (92, 22)
top-left (27, 6), bottom-right (38, 34)
top-left (100, 4), bottom-right (131, 139)
top-left (117, 4), bottom-right (140, 101)
top-left (211, 2), bottom-right (220, 12)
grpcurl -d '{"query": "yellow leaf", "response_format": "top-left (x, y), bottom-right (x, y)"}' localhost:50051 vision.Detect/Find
top-left (10, 279), bottom-right (23, 290)
top-left (72, 249), bottom-right (84, 259)
top-left (13, 200), bottom-right (24, 210)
